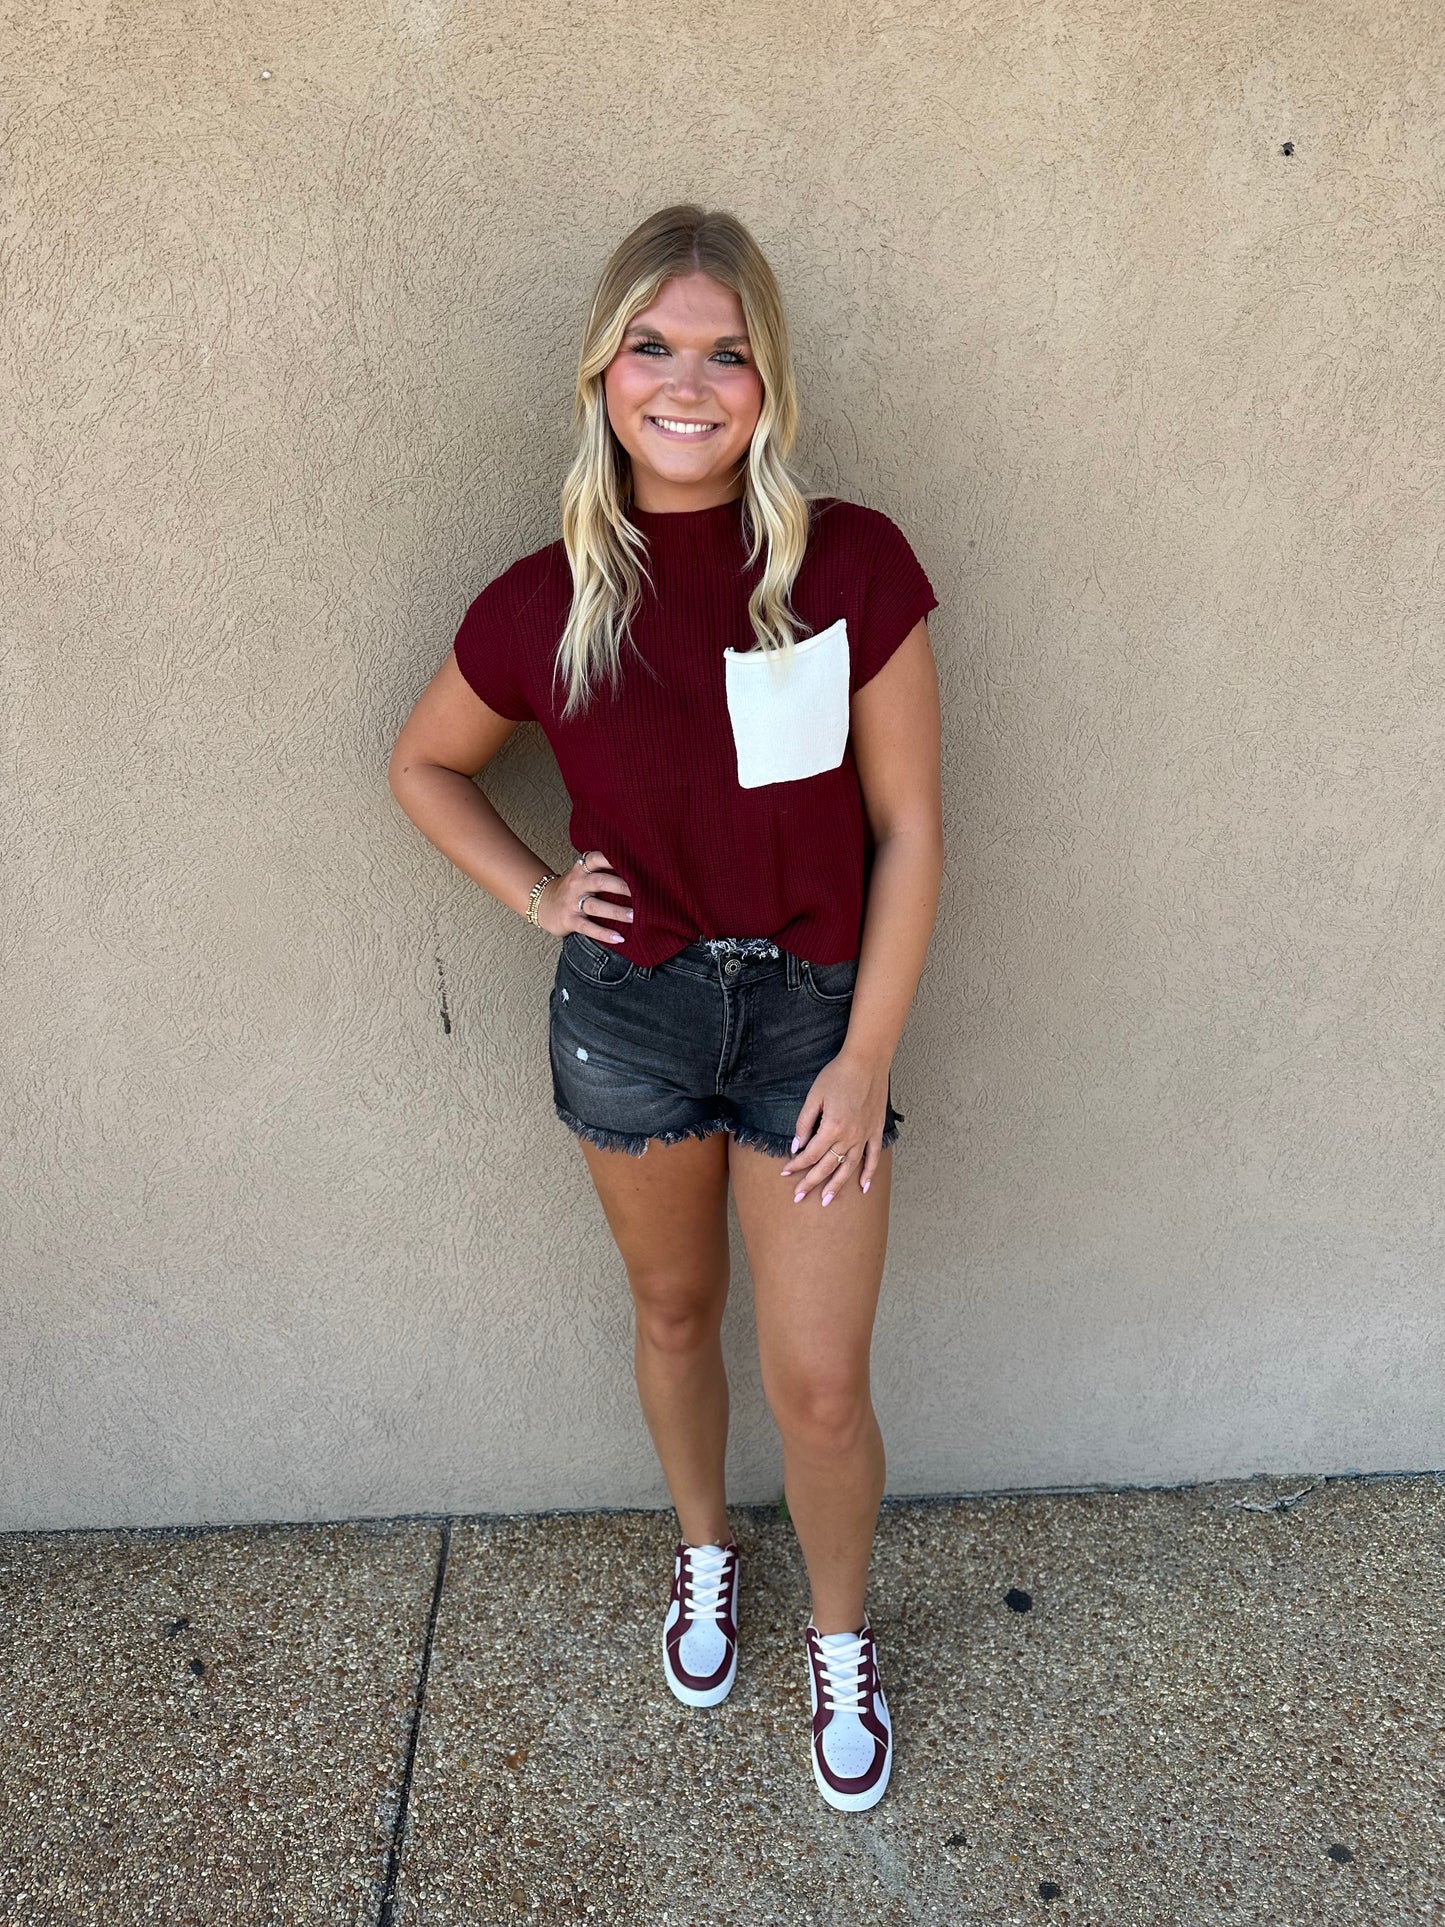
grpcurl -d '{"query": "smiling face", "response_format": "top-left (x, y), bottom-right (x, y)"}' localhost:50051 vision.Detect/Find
top-left (602, 271), bottom-right (765, 513)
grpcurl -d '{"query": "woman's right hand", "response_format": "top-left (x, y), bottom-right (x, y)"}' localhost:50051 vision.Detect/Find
top-left (536, 850), bottom-right (634, 943)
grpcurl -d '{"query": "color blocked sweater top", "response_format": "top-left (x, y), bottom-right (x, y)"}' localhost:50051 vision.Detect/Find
top-left (451, 494), bottom-right (938, 967)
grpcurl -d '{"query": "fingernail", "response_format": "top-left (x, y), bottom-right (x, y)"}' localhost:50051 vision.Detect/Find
top-left (780, 1167), bottom-right (791, 1177)
top-left (793, 1190), bottom-right (804, 1204)
top-left (790, 1136), bottom-right (799, 1154)
top-left (861, 1179), bottom-right (871, 1194)
top-left (822, 1192), bottom-right (833, 1206)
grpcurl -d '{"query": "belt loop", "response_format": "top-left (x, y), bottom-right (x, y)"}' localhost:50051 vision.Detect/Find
top-left (785, 947), bottom-right (802, 989)
top-left (637, 962), bottom-right (653, 978)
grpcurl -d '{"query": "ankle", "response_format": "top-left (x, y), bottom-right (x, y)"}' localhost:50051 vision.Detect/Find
top-left (809, 1607), bottom-right (867, 1637)
top-left (676, 1505), bottom-right (732, 1546)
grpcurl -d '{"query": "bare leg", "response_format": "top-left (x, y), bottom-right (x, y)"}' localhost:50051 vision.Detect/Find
top-left (728, 1137), bottom-right (892, 1632)
top-left (577, 1131), bottom-right (734, 1545)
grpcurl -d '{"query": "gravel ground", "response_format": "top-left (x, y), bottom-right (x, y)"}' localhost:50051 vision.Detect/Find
top-left (2, 1474), bottom-right (1440, 1925)
top-left (0, 1518), bottom-right (436, 1924)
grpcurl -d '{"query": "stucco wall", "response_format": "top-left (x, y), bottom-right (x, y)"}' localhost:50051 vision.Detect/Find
top-left (5, 1), bottom-right (1442, 1530)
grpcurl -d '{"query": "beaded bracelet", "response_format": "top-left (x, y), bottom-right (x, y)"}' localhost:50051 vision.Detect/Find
top-left (526, 873), bottom-right (557, 926)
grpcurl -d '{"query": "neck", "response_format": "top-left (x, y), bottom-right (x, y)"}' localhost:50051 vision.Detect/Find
top-left (628, 469), bottom-right (747, 515)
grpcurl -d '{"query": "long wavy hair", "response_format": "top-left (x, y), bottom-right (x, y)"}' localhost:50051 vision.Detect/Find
top-left (553, 204), bottom-right (815, 719)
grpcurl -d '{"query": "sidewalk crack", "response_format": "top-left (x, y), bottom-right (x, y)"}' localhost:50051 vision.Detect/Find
top-left (379, 1518), bottom-right (452, 1925)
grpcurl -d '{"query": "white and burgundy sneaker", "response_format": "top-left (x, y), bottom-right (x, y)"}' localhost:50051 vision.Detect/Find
top-left (805, 1614), bottom-right (893, 1810)
top-left (662, 1539), bottom-right (740, 1708)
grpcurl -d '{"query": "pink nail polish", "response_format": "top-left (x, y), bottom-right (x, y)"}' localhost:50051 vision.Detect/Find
top-left (862, 1179), bottom-right (871, 1193)
top-left (793, 1190), bottom-right (804, 1204)
top-left (822, 1193), bottom-right (833, 1206)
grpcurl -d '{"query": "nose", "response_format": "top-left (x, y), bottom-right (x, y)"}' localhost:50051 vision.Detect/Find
top-left (665, 354), bottom-right (707, 399)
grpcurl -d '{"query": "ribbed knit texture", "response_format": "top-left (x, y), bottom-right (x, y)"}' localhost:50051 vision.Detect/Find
top-left (452, 494), bottom-right (938, 966)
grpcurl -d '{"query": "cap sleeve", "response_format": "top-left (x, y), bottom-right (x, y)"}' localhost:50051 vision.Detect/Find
top-left (849, 511), bottom-right (939, 696)
top-left (451, 569), bottom-right (536, 723)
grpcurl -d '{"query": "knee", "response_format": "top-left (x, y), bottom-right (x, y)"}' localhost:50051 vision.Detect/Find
top-left (630, 1272), bottom-right (726, 1355)
top-left (767, 1373), bottom-right (873, 1455)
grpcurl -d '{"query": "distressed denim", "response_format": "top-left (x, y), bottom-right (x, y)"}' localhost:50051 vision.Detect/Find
top-left (548, 932), bottom-right (904, 1159)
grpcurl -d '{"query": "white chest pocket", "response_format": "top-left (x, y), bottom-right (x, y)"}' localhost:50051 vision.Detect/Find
top-left (723, 617), bottom-right (851, 790)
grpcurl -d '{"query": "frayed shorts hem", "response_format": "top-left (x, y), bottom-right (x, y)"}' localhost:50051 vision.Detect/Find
top-left (553, 1104), bottom-right (901, 1161)
top-left (553, 1104), bottom-right (733, 1158)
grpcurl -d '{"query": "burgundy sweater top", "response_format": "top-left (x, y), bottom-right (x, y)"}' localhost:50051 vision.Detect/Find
top-left (451, 493), bottom-right (938, 967)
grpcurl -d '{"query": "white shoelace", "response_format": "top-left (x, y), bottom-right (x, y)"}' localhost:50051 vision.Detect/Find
top-left (813, 1629), bottom-right (869, 1712)
top-left (681, 1543), bottom-right (733, 1623)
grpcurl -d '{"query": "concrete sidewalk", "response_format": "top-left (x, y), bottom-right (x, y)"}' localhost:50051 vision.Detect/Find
top-left (1, 1473), bottom-right (1439, 1925)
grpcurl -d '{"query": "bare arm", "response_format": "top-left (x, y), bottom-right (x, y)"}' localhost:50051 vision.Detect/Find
top-left (780, 616), bottom-right (945, 1200)
top-left (386, 651), bottom-right (632, 942)
top-left (844, 617), bottom-right (946, 1065)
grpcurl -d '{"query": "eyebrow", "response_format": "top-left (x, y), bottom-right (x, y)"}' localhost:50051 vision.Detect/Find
top-left (624, 324), bottom-right (750, 347)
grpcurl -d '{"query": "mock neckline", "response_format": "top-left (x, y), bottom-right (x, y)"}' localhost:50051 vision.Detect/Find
top-left (627, 494), bottom-right (746, 537)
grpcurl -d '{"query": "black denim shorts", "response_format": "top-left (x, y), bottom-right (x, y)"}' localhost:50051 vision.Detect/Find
top-left (548, 933), bottom-right (904, 1160)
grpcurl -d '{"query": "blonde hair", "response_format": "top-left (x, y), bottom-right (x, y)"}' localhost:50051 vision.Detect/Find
top-left (553, 204), bottom-right (815, 719)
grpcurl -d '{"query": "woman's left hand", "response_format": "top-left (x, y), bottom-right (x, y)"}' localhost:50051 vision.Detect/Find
top-left (780, 1048), bottom-right (892, 1205)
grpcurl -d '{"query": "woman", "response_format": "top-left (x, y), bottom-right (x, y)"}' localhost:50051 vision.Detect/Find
top-left (388, 204), bottom-right (943, 1813)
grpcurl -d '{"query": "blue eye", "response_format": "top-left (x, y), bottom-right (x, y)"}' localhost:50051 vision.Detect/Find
top-left (629, 342), bottom-right (750, 365)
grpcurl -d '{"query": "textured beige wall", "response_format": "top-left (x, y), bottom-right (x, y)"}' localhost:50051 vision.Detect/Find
top-left (5, 2), bottom-right (1442, 1531)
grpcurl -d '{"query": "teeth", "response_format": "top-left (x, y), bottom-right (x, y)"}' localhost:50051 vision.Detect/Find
top-left (651, 417), bottom-right (717, 435)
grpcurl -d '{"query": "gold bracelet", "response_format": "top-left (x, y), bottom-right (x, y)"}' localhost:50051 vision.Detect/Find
top-left (526, 873), bottom-right (556, 926)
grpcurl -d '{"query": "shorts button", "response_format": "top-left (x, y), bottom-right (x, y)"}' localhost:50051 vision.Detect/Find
top-left (723, 958), bottom-right (740, 975)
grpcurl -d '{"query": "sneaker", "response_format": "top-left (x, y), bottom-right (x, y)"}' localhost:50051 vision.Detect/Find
top-left (662, 1538), bottom-right (740, 1708)
top-left (805, 1614), bottom-right (892, 1810)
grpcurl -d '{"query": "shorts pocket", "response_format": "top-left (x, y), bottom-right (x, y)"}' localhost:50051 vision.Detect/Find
top-left (800, 955), bottom-right (859, 1005)
top-left (723, 617), bottom-right (850, 789)
top-left (562, 929), bottom-right (637, 988)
